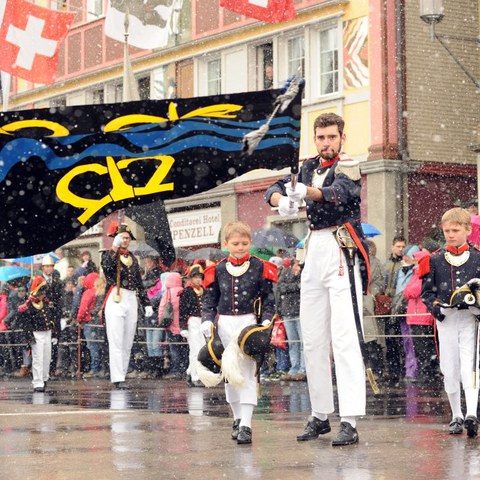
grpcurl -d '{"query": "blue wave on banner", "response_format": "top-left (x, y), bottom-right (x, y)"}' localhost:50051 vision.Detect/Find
top-left (0, 116), bottom-right (300, 182)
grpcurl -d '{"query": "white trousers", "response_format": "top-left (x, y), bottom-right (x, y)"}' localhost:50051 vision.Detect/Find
top-left (300, 229), bottom-right (366, 417)
top-left (105, 289), bottom-right (138, 383)
top-left (218, 313), bottom-right (258, 406)
top-left (437, 310), bottom-right (479, 394)
top-left (187, 316), bottom-right (205, 381)
top-left (31, 330), bottom-right (52, 388)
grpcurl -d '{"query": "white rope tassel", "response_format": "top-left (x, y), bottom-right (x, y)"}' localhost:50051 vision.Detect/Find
top-left (196, 361), bottom-right (224, 388)
top-left (242, 123), bottom-right (270, 156)
top-left (221, 339), bottom-right (246, 388)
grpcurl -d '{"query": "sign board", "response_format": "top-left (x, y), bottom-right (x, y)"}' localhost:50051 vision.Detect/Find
top-left (168, 208), bottom-right (222, 247)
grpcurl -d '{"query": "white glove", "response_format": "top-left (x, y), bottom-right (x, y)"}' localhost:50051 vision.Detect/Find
top-left (262, 320), bottom-right (271, 327)
top-left (112, 233), bottom-right (124, 248)
top-left (51, 337), bottom-right (58, 346)
top-left (201, 321), bottom-right (214, 338)
top-left (286, 181), bottom-right (307, 203)
top-left (278, 196), bottom-right (299, 217)
top-left (469, 306), bottom-right (480, 316)
top-left (145, 306), bottom-right (153, 318)
top-left (467, 278), bottom-right (480, 288)
top-left (180, 329), bottom-right (189, 338)
top-left (440, 306), bottom-right (454, 316)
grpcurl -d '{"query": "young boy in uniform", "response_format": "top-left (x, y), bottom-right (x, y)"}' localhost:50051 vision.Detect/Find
top-left (201, 222), bottom-right (277, 445)
top-left (18, 277), bottom-right (56, 392)
top-left (421, 207), bottom-right (480, 438)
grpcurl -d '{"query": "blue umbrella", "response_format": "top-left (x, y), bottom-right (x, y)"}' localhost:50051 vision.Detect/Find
top-left (0, 266), bottom-right (31, 282)
top-left (8, 252), bottom-right (60, 264)
top-left (361, 223), bottom-right (382, 238)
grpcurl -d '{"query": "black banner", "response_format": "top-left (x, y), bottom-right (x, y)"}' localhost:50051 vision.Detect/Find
top-left (0, 88), bottom-right (301, 257)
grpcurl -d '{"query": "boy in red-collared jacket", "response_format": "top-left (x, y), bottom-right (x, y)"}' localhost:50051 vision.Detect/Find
top-left (421, 208), bottom-right (480, 438)
top-left (201, 222), bottom-right (277, 445)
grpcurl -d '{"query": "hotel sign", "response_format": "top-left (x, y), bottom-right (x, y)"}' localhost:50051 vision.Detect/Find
top-left (168, 208), bottom-right (222, 247)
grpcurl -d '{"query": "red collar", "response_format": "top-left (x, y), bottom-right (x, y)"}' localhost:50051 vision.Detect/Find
top-left (228, 254), bottom-right (250, 265)
top-left (319, 155), bottom-right (340, 169)
top-left (119, 249), bottom-right (130, 255)
top-left (446, 243), bottom-right (469, 255)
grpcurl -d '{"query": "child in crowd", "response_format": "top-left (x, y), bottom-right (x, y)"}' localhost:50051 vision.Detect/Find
top-left (18, 277), bottom-right (55, 392)
top-left (201, 221), bottom-right (277, 445)
top-left (421, 207), bottom-right (480, 438)
top-left (179, 264), bottom-right (205, 387)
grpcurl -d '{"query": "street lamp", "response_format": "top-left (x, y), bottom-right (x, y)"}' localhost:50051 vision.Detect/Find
top-left (419, 0), bottom-right (480, 89)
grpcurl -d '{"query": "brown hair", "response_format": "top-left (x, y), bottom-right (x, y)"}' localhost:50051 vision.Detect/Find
top-left (313, 112), bottom-right (344, 136)
top-left (223, 221), bottom-right (252, 241)
top-left (441, 207), bottom-right (471, 229)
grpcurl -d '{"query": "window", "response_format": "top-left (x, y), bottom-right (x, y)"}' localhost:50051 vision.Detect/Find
top-left (151, 67), bottom-right (167, 99)
top-left (50, 96), bottom-right (66, 108)
top-left (138, 77), bottom-right (151, 100)
top-left (287, 36), bottom-right (304, 78)
top-left (86, 0), bottom-right (103, 21)
top-left (255, 43), bottom-right (274, 90)
top-left (91, 88), bottom-right (104, 104)
top-left (318, 27), bottom-right (339, 96)
top-left (113, 84), bottom-right (123, 103)
top-left (207, 58), bottom-right (221, 95)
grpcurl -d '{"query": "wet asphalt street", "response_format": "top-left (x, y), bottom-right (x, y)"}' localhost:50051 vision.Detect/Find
top-left (0, 375), bottom-right (479, 480)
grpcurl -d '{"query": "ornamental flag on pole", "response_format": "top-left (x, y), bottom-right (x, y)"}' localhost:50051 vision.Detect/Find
top-left (220, 0), bottom-right (296, 23)
top-left (0, 86), bottom-right (303, 258)
top-left (105, 0), bottom-right (180, 50)
top-left (0, 0), bottom-right (75, 85)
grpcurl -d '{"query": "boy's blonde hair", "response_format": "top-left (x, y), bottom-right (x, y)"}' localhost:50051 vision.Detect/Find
top-left (441, 207), bottom-right (471, 228)
top-left (223, 221), bottom-right (252, 241)
top-left (94, 275), bottom-right (106, 296)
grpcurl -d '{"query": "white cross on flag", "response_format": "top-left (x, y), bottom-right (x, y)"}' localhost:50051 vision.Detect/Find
top-left (220, 0), bottom-right (296, 23)
top-left (0, 0), bottom-right (75, 85)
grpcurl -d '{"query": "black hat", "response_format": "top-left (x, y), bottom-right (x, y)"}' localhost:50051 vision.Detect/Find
top-left (221, 320), bottom-right (274, 388)
top-left (449, 284), bottom-right (477, 309)
top-left (107, 222), bottom-right (136, 240)
top-left (196, 324), bottom-right (225, 387)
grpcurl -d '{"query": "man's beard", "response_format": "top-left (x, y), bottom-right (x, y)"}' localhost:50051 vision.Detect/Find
top-left (319, 145), bottom-right (341, 160)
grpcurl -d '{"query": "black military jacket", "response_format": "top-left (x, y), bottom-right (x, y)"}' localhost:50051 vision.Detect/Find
top-left (421, 245), bottom-right (480, 321)
top-left (101, 249), bottom-right (151, 308)
top-left (265, 155), bottom-right (361, 231)
top-left (202, 256), bottom-right (277, 324)
top-left (19, 300), bottom-right (56, 340)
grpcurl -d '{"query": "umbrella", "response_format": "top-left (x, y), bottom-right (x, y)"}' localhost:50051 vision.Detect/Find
top-left (0, 266), bottom-right (31, 282)
top-left (361, 223), bottom-right (382, 238)
top-left (252, 227), bottom-right (299, 248)
top-left (249, 245), bottom-right (276, 260)
top-left (175, 247), bottom-right (192, 259)
top-left (185, 248), bottom-right (227, 262)
top-left (130, 242), bottom-right (160, 258)
top-left (8, 252), bottom-right (60, 264)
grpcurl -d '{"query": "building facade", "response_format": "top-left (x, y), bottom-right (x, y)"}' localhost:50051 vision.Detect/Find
top-left (5, 0), bottom-right (480, 263)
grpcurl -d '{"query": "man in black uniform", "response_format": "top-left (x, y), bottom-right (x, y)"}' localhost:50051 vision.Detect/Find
top-left (101, 222), bottom-right (153, 389)
top-left (265, 112), bottom-right (369, 446)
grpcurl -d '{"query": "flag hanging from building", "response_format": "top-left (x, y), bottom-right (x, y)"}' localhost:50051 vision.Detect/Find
top-left (220, 0), bottom-right (296, 23)
top-left (0, 0), bottom-right (75, 84)
top-left (0, 86), bottom-right (303, 258)
top-left (105, 0), bottom-right (180, 50)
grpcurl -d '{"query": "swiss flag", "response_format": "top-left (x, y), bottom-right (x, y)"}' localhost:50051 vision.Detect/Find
top-left (220, 0), bottom-right (296, 23)
top-left (0, 0), bottom-right (75, 85)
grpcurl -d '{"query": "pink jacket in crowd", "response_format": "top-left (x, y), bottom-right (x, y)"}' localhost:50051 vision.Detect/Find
top-left (403, 250), bottom-right (434, 326)
top-left (157, 272), bottom-right (183, 335)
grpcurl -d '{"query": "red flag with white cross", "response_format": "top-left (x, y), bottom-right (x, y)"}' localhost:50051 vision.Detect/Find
top-left (0, 0), bottom-right (75, 85)
top-left (220, 0), bottom-right (296, 23)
